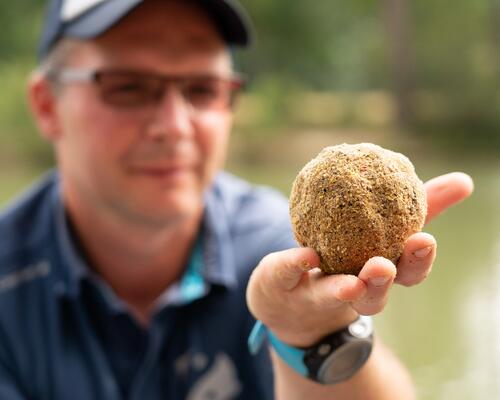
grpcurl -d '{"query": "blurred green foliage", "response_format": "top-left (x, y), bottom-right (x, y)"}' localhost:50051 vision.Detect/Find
top-left (0, 0), bottom-right (49, 167)
top-left (237, 0), bottom-right (500, 150)
top-left (0, 1), bottom-right (45, 63)
top-left (1, 0), bottom-right (500, 166)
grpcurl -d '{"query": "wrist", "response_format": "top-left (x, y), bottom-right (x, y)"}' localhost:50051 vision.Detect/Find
top-left (267, 309), bottom-right (360, 348)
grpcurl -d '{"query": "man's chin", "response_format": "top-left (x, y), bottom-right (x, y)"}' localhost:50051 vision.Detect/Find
top-left (128, 197), bottom-right (203, 227)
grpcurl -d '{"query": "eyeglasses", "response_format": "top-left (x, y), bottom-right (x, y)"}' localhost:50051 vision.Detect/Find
top-left (47, 68), bottom-right (245, 112)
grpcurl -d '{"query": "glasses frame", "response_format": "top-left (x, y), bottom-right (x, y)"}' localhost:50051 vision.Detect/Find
top-left (46, 68), bottom-right (246, 112)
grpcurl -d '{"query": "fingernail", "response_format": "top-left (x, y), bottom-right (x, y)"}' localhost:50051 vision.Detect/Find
top-left (370, 276), bottom-right (390, 287)
top-left (413, 246), bottom-right (434, 259)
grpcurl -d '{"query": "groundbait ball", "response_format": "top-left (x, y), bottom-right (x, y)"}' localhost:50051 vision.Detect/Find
top-left (289, 143), bottom-right (427, 275)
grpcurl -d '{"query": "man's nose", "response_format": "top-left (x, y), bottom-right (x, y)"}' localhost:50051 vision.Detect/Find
top-left (146, 86), bottom-right (193, 140)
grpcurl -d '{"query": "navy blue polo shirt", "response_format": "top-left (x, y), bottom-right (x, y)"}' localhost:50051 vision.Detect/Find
top-left (0, 171), bottom-right (297, 400)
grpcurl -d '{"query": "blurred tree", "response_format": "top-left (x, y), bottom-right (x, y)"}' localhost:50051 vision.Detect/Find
top-left (490, 0), bottom-right (500, 76)
top-left (0, 1), bottom-right (46, 62)
top-left (383, 0), bottom-right (416, 130)
top-left (0, 1), bottom-right (50, 166)
top-left (239, 0), bottom-right (381, 90)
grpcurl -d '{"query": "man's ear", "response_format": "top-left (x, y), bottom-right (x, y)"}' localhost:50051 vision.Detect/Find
top-left (27, 72), bottom-right (62, 142)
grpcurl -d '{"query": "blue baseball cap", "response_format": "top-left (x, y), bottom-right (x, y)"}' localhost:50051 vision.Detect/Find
top-left (38, 0), bottom-right (253, 60)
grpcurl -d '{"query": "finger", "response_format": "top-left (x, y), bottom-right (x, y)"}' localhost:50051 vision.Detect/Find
top-left (395, 232), bottom-right (437, 286)
top-left (310, 272), bottom-right (367, 306)
top-left (257, 247), bottom-right (320, 291)
top-left (425, 172), bottom-right (474, 224)
top-left (353, 257), bottom-right (397, 315)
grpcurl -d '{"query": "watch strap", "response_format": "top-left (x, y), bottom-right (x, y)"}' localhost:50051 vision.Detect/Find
top-left (248, 316), bottom-right (374, 383)
top-left (248, 320), bottom-right (308, 376)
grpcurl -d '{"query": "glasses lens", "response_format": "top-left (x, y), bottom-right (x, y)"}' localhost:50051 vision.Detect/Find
top-left (97, 71), bottom-right (163, 107)
top-left (94, 71), bottom-right (242, 110)
top-left (182, 77), bottom-right (237, 110)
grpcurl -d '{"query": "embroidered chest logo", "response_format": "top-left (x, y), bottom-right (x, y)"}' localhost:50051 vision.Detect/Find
top-left (176, 352), bottom-right (242, 400)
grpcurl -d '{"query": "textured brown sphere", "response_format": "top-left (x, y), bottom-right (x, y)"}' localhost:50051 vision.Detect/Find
top-left (289, 143), bottom-right (427, 275)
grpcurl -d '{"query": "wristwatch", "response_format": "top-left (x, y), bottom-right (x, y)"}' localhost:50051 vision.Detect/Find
top-left (248, 316), bottom-right (373, 385)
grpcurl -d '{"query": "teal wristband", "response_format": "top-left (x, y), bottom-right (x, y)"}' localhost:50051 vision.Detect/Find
top-left (248, 320), bottom-right (308, 376)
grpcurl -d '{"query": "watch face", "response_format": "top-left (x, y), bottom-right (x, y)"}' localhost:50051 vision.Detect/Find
top-left (317, 339), bottom-right (373, 384)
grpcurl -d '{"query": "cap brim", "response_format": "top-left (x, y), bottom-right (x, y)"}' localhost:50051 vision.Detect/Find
top-left (64, 0), bottom-right (143, 40)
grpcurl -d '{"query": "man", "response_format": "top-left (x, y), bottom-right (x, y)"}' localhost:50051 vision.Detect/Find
top-left (0, 0), bottom-right (473, 399)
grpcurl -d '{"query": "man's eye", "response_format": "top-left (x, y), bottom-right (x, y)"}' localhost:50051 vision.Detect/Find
top-left (186, 83), bottom-right (218, 98)
top-left (101, 77), bottom-right (158, 106)
top-left (108, 81), bottom-right (147, 94)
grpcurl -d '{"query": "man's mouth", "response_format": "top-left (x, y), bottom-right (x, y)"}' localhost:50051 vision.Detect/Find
top-left (128, 164), bottom-right (193, 179)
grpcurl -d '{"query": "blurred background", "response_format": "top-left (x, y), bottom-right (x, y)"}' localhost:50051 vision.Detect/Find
top-left (1, 1), bottom-right (499, 398)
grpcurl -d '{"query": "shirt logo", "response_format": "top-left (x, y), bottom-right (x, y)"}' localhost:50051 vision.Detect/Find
top-left (185, 353), bottom-right (242, 400)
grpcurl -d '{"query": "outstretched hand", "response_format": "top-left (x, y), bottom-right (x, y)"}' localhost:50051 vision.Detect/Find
top-left (246, 172), bottom-right (473, 347)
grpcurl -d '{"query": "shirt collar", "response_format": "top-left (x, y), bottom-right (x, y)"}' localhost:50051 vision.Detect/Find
top-left (51, 174), bottom-right (238, 303)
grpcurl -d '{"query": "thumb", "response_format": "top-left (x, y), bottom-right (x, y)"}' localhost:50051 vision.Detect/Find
top-left (252, 247), bottom-right (319, 292)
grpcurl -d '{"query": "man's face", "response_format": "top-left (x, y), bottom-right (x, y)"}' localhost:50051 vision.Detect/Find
top-left (50, 0), bottom-right (235, 226)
